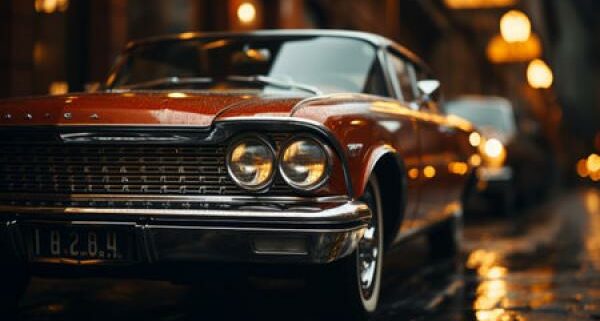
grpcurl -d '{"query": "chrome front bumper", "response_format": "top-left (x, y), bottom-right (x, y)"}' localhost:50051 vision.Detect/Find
top-left (0, 198), bottom-right (371, 266)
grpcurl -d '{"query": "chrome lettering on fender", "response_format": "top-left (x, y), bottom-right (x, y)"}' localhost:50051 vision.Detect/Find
top-left (347, 143), bottom-right (363, 157)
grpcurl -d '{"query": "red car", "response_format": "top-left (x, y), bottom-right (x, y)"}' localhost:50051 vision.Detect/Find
top-left (0, 30), bottom-right (476, 319)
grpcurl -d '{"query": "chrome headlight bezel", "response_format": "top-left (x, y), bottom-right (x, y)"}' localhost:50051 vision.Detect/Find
top-left (278, 136), bottom-right (332, 191)
top-left (226, 135), bottom-right (276, 191)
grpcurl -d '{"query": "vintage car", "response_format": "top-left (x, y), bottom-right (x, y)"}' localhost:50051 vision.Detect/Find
top-left (0, 30), bottom-right (476, 318)
top-left (445, 96), bottom-right (552, 215)
top-left (445, 96), bottom-right (516, 215)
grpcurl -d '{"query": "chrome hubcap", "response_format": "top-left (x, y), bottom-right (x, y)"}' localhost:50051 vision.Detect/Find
top-left (358, 185), bottom-right (380, 299)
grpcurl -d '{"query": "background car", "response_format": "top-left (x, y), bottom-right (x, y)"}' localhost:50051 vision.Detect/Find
top-left (445, 96), bottom-right (553, 215)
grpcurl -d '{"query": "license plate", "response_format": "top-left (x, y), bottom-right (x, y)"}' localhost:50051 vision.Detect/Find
top-left (23, 225), bottom-right (135, 262)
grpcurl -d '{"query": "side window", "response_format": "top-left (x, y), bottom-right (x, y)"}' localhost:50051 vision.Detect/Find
top-left (388, 54), bottom-right (417, 103)
top-left (363, 59), bottom-right (389, 97)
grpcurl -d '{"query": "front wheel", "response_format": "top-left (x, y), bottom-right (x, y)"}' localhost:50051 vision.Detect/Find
top-left (311, 175), bottom-right (384, 320)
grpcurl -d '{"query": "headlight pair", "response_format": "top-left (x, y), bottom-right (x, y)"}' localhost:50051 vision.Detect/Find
top-left (226, 136), bottom-right (330, 192)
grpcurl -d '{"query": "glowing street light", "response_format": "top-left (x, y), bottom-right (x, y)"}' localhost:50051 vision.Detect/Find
top-left (443, 0), bottom-right (516, 9)
top-left (500, 10), bottom-right (531, 43)
top-left (527, 59), bottom-right (553, 89)
top-left (486, 34), bottom-right (541, 63)
top-left (237, 2), bottom-right (257, 24)
top-left (35, 0), bottom-right (69, 14)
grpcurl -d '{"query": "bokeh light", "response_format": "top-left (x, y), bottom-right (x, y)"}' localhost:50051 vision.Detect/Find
top-left (483, 138), bottom-right (504, 159)
top-left (237, 2), bottom-right (257, 24)
top-left (35, 0), bottom-right (69, 14)
top-left (486, 34), bottom-right (542, 63)
top-left (500, 10), bottom-right (531, 43)
top-left (527, 59), bottom-right (554, 89)
top-left (578, 154), bottom-right (600, 181)
top-left (48, 81), bottom-right (69, 95)
top-left (423, 165), bottom-right (437, 178)
top-left (443, 0), bottom-right (516, 9)
top-left (469, 132), bottom-right (482, 147)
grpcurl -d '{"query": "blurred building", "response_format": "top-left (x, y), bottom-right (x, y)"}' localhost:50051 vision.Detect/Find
top-left (0, 0), bottom-right (599, 176)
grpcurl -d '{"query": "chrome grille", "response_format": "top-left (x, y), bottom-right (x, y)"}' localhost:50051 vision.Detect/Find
top-left (0, 143), bottom-right (292, 195)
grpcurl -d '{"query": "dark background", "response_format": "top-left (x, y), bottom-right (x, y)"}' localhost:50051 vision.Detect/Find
top-left (0, 0), bottom-right (598, 184)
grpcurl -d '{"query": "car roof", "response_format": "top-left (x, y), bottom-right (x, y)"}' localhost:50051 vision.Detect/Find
top-left (125, 29), bottom-right (427, 68)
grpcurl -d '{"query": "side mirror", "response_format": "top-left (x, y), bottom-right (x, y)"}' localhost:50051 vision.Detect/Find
top-left (417, 79), bottom-right (440, 96)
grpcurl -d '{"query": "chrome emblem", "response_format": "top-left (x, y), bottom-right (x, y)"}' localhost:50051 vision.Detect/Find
top-left (3, 113), bottom-right (11, 120)
top-left (63, 112), bottom-right (72, 120)
top-left (347, 143), bottom-right (364, 157)
top-left (90, 113), bottom-right (100, 120)
top-left (24, 113), bottom-right (33, 120)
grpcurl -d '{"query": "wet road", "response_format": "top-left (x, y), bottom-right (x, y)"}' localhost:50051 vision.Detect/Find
top-left (10, 188), bottom-right (600, 321)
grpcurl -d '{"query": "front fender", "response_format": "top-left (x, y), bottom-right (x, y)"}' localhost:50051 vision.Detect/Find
top-left (358, 145), bottom-right (404, 197)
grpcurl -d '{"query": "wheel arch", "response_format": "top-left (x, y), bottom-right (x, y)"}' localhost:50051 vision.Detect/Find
top-left (361, 146), bottom-right (408, 248)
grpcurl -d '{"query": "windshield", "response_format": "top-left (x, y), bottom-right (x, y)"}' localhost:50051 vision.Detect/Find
top-left (445, 99), bottom-right (517, 136)
top-left (107, 36), bottom-right (380, 95)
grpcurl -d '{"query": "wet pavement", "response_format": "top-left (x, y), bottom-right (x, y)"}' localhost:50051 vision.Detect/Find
top-left (8, 188), bottom-right (600, 321)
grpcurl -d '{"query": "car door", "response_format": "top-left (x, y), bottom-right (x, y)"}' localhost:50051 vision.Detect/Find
top-left (387, 50), bottom-right (450, 229)
top-left (413, 67), bottom-right (468, 212)
top-left (382, 51), bottom-right (421, 235)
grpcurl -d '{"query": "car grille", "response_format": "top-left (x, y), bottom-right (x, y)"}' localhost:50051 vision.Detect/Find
top-left (0, 141), bottom-right (293, 196)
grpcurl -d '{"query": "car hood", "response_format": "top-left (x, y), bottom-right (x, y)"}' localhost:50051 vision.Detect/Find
top-left (0, 91), bottom-right (306, 127)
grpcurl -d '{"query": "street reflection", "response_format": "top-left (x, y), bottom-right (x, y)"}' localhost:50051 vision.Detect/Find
top-left (585, 191), bottom-right (600, 270)
top-left (467, 249), bottom-right (509, 321)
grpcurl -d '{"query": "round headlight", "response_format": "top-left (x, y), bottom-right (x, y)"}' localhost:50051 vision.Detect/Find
top-left (480, 138), bottom-right (507, 168)
top-left (280, 138), bottom-right (329, 190)
top-left (227, 137), bottom-right (275, 190)
top-left (483, 138), bottom-right (504, 159)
